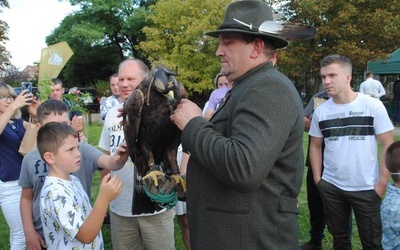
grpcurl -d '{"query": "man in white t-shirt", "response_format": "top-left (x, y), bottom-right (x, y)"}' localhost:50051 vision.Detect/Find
top-left (309, 55), bottom-right (393, 249)
top-left (100, 73), bottom-right (123, 121)
top-left (359, 71), bottom-right (386, 99)
top-left (98, 59), bottom-right (175, 250)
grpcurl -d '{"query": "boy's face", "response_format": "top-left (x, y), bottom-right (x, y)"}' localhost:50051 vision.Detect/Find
top-left (51, 135), bottom-right (81, 175)
top-left (41, 113), bottom-right (70, 126)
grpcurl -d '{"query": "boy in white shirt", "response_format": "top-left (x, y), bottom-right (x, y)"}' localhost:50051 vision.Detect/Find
top-left (38, 122), bottom-right (122, 249)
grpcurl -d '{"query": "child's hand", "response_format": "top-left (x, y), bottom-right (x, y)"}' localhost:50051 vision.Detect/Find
top-left (99, 173), bottom-right (122, 202)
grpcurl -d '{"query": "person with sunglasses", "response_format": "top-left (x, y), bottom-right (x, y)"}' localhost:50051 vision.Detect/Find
top-left (0, 83), bottom-right (37, 249)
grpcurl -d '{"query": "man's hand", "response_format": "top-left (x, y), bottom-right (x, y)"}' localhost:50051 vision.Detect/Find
top-left (374, 181), bottom-right (387, 198)
top-left (314, 176), bottom-right (321, 186)
top-left (117, 107), bottom-right (125, 126)
top-left (114, 142), bottom-right (129, 166)
top-left (170, 99), bottom-right (203, 131)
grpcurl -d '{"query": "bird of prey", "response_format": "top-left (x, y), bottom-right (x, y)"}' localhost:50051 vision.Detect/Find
top-left (122, 66), bottom-right (186, 215)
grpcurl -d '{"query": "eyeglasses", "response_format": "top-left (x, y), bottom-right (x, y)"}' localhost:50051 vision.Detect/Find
top-left (0, 96), bottom-right (16, 102)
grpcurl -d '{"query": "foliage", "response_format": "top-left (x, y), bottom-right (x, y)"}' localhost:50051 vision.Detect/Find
top-left (276, 0), bottom-right (400, 99)
top-left (37, 77), bottom-right (53, 102)
top-left (45, 12), bottom-right (122, 87)
top-left (44, 0), bottom-right (153, 86)
top-left (41, 0), bottom-right (400, 102)
top-left (95, 80), bottom-right (112, 96)
top-left (64, 87), bottom-right (93, 113)
top-left (139, 0), bottom-right (231, 97)
top-left (0, 64), bottom-right (30, 85)
top-left (0, 0), bottom-right (10, 72)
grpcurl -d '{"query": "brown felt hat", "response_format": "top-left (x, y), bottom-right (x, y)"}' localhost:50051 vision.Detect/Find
top-left (206, 1), bottom-right (289, 48)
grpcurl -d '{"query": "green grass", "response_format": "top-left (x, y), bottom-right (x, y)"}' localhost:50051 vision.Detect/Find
top-left (0, 123), bottom-right (398, 249)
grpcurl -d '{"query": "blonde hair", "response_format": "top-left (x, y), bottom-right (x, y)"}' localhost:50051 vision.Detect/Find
top-left (0, 83), bottom-right (21, 119)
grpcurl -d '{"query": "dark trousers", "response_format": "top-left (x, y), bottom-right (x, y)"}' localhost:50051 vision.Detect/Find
top-left (395, 101), bottom-right (400, 123)
top-left (317, 179), bottom-right (382, 250)
top-left (306, 166), bottom-right (326, 244)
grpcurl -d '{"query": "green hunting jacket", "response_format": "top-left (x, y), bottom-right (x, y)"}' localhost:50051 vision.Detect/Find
top-left (182, 61), bottom-right (304, 250)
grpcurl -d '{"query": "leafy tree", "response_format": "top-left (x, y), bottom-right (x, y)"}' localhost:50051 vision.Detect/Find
top-left (46, 13), bottom-right (122, 87)
top-left (0, 0), bottom-right (10, 72)
top-left (1, 64), bottom-right (30, 86)
top-left (276, 0), bottom-right (400, 98)
top-left (45, 0), bottom-right (152, 86)
top-left (139, 0), bottom-right (232, 101)
top-left (50, 0), bottom-right (400, 102)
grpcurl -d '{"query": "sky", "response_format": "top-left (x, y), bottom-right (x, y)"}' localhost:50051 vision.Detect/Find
top-left (2, 0), bottom-right (79, 70)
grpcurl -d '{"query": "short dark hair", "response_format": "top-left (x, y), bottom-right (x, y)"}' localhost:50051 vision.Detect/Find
top-left (365, 71), bottom-right (373, 78)
top-left (386, 141), bottom-right (400, 183)
top-left (320, 55), bottom-right (352, 73)
top-left (109, 73), bottom-right (118, 81)
top-left (37, 100), bottom-right (70, 124)
top-left (37, 122), bottom-right (78, 163)
top-left (213, 73), bottom-right (224, 89)
top-left (240, 33), bottom-right (276, 59)
top-left (52, 78), bottom-right (63, 87)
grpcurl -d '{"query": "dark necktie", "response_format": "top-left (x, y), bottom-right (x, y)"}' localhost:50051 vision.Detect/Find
top-left (216, 89), bottom-right (232, 112)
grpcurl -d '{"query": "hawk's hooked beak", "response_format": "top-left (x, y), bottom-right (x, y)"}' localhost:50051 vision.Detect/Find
top-left (164, 90), bottom-right (175, 102)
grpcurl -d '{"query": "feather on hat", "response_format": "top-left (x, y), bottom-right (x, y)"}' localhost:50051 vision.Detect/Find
top-left (206, 1), bottom-right (316, 49)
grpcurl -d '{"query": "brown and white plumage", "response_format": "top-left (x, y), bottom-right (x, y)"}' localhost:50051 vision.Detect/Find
top-left (122, 66), bottom-right (186, 214)
top-left (233, 18), bottom-right (317, 41)
top-left (258, 21), bottom-right (317, 41)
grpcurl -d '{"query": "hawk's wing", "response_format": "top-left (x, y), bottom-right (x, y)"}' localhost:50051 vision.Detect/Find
top-left (122, 89), bottom-right (144, 161)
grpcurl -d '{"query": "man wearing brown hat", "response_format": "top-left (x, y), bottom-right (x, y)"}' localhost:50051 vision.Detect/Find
top-left (171, 1), bottom-right (308, 249)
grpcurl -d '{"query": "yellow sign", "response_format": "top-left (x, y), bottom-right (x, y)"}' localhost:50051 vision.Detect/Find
top-left (38, 41), bottom-right (74, 83)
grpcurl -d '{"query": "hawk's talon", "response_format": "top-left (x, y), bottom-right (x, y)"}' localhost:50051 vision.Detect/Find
top-left (142, 170), bottom-right (165, 187)
top-left (171, 174), bottom-right (187, 198)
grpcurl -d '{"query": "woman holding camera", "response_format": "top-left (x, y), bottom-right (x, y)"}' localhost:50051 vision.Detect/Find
top-left (0, 83), bottom-right (36, 249)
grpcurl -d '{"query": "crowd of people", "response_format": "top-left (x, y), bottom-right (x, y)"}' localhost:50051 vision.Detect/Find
top-left (1, 1), bottom-right (399, 249)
